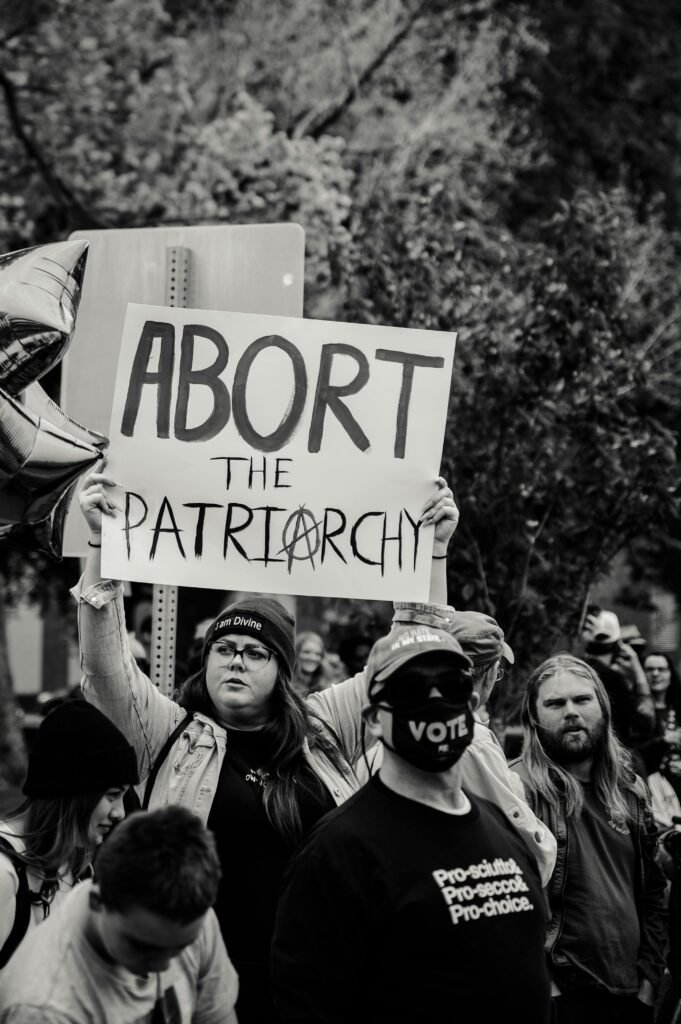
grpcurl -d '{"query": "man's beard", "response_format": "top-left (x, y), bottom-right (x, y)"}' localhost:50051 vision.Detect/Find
top-left (537, 719), bottom-right (606, 765)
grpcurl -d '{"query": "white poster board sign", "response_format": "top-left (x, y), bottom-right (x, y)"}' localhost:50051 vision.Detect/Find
top-left (102, 304), bottom-right (456, 601)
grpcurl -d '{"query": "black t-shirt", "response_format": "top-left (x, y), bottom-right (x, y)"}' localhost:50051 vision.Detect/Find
top-left (207, 726), bottom-right (335, 972)
top-left (271, 776), bottom-right (551, 1024)
top-left (556, 783), bottom-right (640, 994)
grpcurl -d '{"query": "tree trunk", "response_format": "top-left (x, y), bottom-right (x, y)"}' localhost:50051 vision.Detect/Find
top-left (0, 581), bottom-right (28, 796)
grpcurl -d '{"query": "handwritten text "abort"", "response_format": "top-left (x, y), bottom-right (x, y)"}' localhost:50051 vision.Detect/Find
top-left (120, 324), bottom-right (445, 458)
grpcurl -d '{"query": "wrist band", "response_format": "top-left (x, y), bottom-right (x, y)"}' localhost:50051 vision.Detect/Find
top-left (432, 553), bottom-right (447, 560)
top-left (87, 539), bottom-right (102, 548)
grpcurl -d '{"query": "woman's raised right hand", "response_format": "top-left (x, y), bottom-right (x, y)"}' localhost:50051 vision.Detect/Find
top-left (78, 463), bottom-right (118, 538)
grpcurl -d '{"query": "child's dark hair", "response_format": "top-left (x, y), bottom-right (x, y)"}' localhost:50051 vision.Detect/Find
top-left (95, 806), bottom-right (221, 923)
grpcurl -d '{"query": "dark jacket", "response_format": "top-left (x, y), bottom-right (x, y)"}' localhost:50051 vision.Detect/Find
top-left (510, 755), bottom-right (667, 993)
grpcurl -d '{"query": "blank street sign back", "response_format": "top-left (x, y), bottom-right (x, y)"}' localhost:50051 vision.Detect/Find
top-left (60, 223), bottom-right (305, 555)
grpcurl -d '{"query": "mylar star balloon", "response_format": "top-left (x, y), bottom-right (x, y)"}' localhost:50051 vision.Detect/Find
top-left (18, 382), bottom-right (109, 557)
top-left (27, 480), bottom-right (81, 560)
top-left (0, 238), bottom-right (88, 396)
top-left (0, 387), bottom-right (105, 558)
top-left (23, 381), bottom-right (108, 451)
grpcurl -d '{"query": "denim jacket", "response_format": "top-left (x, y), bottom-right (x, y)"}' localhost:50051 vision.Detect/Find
top-left (510, 756), bottom-right (667, 992)
top-left (72, 583), bottom-right (458, 823)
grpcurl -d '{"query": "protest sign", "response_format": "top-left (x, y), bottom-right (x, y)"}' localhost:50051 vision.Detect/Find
top-left (101, 303), bottom-right (456, 601)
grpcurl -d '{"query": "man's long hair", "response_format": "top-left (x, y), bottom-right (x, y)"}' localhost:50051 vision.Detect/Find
top-left (520, 653), bottom-right (645, 823)
top-left (178, 665), bottom-right (346, 845)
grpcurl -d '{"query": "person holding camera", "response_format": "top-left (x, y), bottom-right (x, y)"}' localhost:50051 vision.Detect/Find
top-left (581, 607), bottom-right (655, 763)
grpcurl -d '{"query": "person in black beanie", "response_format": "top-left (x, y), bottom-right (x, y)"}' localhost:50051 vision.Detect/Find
top-left (76, 465), bottom-right (460, 1024)
top-left (0, 699), bottom-right (138, 970)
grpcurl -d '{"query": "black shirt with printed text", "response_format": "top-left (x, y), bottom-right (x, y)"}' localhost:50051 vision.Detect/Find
top-left (271, 775), bottom-right (551, 1024)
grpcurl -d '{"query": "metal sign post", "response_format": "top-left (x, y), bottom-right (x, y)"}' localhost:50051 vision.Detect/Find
top-left (150, 247), bottom-right (190, 695)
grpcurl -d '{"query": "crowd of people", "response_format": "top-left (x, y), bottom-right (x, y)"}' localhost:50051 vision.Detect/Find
top-left (0, 465), bottom-right (679, 1024)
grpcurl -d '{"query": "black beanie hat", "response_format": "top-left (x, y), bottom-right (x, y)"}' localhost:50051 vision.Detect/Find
top-left (23, 699), bottom-right (140, 798)
top-left (202, 596), bottom-right (296, 677)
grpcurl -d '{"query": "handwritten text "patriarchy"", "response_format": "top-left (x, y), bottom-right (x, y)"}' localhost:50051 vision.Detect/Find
top-left (122, 492), bottom-right (424, 574)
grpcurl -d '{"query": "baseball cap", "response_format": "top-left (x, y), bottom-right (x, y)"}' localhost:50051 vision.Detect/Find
top-left (366, 625), bottom-right (472, 687)
top-left (590, 609), bottom-right (620, 643)
top-left (619, 623), bottom-right (646, 650)
top-left (446, 611), bottom-right (514, 667)
top-left (583, 608), bottom-right (621, 652)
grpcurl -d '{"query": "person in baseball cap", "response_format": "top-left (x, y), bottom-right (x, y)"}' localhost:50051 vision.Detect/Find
top-left (446, 610), bottom-right (514, 717)
top-left (366, 625), bottom-right (475, 774)
top-left (366, 623), bottom-right (472, 684)
top-left (582, 607), bottom-right (622, 658)
top-left (272, 621), bottom-right (553, 1023)
top-left (580, 605), bottom-right (655, 757)
top-left (447, 611), bottom-right (514, 668)
top-left (374, 610), bottom-right (557, 889)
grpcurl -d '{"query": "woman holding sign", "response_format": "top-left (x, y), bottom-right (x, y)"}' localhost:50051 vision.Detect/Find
top-left (74, 467), bottom-right (457, 1024)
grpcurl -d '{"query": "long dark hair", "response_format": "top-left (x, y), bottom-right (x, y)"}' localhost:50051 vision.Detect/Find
top-left (1, 792), bottom-right (103, 903)
top-left (177, 664), bottom-right (346, 844)
top-left (643, 651), bottom-right (681, 712)
top-left (521, 653), bottom-right (646, 823)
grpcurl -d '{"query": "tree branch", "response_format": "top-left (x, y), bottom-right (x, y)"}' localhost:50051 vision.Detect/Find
top-left (636, 304), bottom-right (681, 362)
top-left (616, 231), bottom-right (661, 312)
top-left (460, 523), bottom-right (494, 614)
top-left (0, 67), bottom-right (105, 226)
top-left (292, 0), bottom-right (430, 140)
top-left (506, 503), bottom-right (552, 638)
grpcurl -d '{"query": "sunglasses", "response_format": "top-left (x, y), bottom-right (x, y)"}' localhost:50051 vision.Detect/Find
top-left (371, 671), bottom-right (471, 708)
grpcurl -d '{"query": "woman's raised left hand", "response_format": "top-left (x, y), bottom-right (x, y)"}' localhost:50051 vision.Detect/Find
top-left (420, 477), bottom-right (459, 556)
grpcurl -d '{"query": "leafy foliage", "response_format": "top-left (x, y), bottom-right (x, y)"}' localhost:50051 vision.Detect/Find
top-left (502, 0), bottom-right (681, 223)
top-left (0, 0), bottom-right (353, 297)
top-left (0, 0), bottom-right (679, 751)
top-left (333, 6), bottom-right (681, 698)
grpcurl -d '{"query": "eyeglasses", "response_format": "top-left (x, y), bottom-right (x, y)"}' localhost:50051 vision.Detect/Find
top-left (495, 665), bottom-right (506, 683)
top-left (211, 642), bottom-right (273, 669)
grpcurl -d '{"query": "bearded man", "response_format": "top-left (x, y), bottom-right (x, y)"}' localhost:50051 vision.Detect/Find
top-left (511, 654), bottom-right (666, 1024)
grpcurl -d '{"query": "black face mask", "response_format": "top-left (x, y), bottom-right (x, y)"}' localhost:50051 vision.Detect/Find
top-left (369, 655), bottom-right (475, 773)
top-left (375, 697), bottom-right (475, 772)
